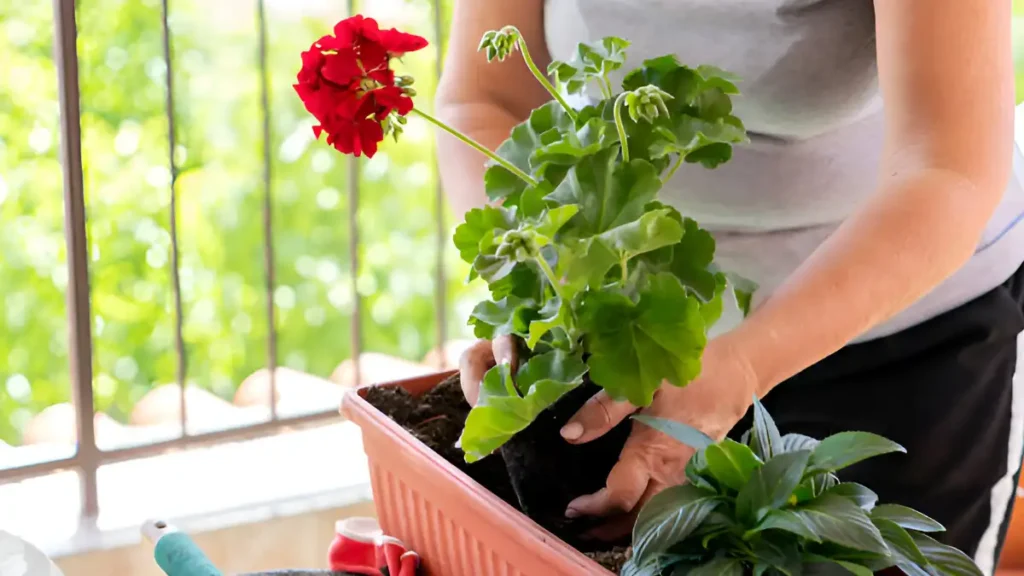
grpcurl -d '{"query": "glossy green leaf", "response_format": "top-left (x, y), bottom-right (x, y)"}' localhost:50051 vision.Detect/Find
top-left (779, 433), bottom-right (820, 454)
top-left (632, 483), bottom-right (720, 563)
top-left (459, 350), bottom-right (586, 462)
top-left (705, 439), bottom-right (763, 491)
top-left (736, 450), bottom-right (811, 524)
top-left (750, 396), bottom-right (783, 461)
top-left (870, 504), bottom-right (944, 533)
top-left (807, 432), bottom-right (906, 475)
top-left (873, 518), bottom-right (929, 568)
top-left (911, 532), bottom-right (983, 576)
top-left (634, 415), bottom-right (715, 450)
top-left (750, 539), bottom-right (802, 576)
top-left (686, 447), bottom-right (719, 492)
top-left (803, 555), bottom-right (875, 576)
top-left (825, 483), bottom-right (879, 511)
top-left (580, 273), bottom-right (707, 406)
top-left (686, 556), bottom-right (744, 576)
top-left (757, 494), bottom-right (887, 555)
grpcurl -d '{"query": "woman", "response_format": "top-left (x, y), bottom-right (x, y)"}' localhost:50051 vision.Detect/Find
top-left (435, 0), bottom-right (1024, 567)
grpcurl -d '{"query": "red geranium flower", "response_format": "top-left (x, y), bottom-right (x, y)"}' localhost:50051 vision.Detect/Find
top-left (294, 15), bottom-right (427, 158)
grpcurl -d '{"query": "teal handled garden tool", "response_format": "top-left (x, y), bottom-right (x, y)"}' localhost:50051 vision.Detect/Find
top-left (143, 519), bottom-right (224, 576)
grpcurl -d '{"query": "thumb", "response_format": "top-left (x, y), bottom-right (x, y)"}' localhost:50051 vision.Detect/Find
top-left (560, 389), bottom-right (636, 444)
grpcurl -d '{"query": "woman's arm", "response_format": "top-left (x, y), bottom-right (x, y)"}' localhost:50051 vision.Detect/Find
top-left (435, 0), bottom-right (553, 217)
top-left (732, 0), bottom-right (1015, 395)
top-left (559, 0), bottom-right (1016, 520)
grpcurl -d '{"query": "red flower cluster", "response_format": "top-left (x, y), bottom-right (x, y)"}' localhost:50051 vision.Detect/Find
top-left (295, 15), bottom-right (427, 158)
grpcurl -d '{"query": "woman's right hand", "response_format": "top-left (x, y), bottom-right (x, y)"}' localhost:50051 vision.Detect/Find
top-left (458, 335), bottom-right (518, 405)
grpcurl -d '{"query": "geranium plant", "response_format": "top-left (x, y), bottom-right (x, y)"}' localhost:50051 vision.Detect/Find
top-left (294, 18), bottom-right (749, 462)
top-left (621, 403), bottom-right (983, 576)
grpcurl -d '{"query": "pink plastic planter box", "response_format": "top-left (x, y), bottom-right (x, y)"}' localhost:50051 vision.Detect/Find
top-left (342, 371), bottom-right (613, 576)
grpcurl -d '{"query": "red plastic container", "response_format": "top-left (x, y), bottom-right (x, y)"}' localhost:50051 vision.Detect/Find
top-left (341, 371), bottom-right (613, 576)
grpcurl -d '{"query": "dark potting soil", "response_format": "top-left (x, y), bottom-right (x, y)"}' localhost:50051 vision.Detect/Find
top-left (363, 373), bottom-right (632, 574)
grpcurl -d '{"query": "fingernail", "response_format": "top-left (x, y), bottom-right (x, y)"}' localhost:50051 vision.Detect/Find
top-left (565, 507), bottom-right (580, 519)
top-left (560, 422), bottom-right (583, 440)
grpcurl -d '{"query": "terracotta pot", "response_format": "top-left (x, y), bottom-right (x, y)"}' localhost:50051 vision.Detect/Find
top-left (341, 371), bottom-right (614, 576)
top-left (998, 476), bottom-right (1024, 570)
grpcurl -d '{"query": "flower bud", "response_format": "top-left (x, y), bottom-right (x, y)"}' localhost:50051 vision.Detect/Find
top-left (624, 85), bottom-right (674, 125)
top-left (478, 26), bottom-right (521, 62)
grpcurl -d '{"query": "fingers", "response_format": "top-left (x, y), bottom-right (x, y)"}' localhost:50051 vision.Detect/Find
top-left (458, 339), bottom-right (494, 406)
top-left (565, 447), bottom-right (650, 518)
top-left (491, 335), bottom-right (518, 371)
top-left (560, 389), bottom-right (637, 444)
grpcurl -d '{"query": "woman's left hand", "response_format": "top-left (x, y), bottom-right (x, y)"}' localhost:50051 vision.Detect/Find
top-left (562, 335), bottom-right (760, 523)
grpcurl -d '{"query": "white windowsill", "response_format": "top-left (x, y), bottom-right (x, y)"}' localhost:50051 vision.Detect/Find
top-left (0, 421), bottom-right (372, 560)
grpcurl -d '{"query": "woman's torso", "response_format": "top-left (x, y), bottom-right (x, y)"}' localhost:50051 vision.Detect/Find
top-left (544, 0), bottom-right (1024, 341)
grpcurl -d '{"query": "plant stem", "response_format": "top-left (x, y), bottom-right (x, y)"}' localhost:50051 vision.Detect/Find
top-left (501, 363), bottom-right (521, 397)
top-left (601, 76), bottom-right (614, 100)
top-left (515, 35), bottom-right (577, 122)
top-left (533, 255), bottom-right (567, 303)
top-left (620, 257), bottom-right (628, 283)
top-left (664, 153), bottom-right (685, 183)
top-left (613, 92), bottom-right (630, 163)
top-left (411, 108), bottom-right (538, 187)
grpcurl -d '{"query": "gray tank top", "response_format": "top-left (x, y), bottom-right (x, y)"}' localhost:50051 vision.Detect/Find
top-left (545, 0), bottom-right (1024, 341)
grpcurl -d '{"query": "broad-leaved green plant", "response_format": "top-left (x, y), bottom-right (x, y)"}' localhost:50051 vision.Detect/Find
top-left (621, 402), bottom-right (983, 576)
top-left (456, 28), bottom-right (752, 461)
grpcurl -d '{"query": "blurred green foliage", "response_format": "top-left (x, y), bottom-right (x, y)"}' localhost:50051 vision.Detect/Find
top-left (0, 0), bottom-right (479, 445)
top-left (1, 1), bottom-right (1023, 446)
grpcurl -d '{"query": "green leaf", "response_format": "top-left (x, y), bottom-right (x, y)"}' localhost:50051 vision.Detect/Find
top-left (686, 448), bottom-right (718, 492)
top-left (634, 415), bottom-right (715, 450)
top-left (704, 438), bottom-right (762, 491)
top-left (873, 518), bottom-right (929, 568)
top-left (750, 538), bottom-right (802, 576)
top-left (467, 296), bottom-right (538, 339)
top-left (696, 65), bottom-right (742, 94)
top-left (459, 350), bottom-right (586, 461)
top-left (495, 101), bottom-right (573, 177)
top-left (757, 493), bottom-right (888, 555)
top-left (807, 432), bottom-right (906, 475)
top-left (736, 450), bottom-right (811, 524)
top-left (757, 510), bottom-right (823, 543)
top-left (483, 164), bottom-right (528, 205)
top-left (825, 483), bottom-right (879, 511)
top-left (532, 205), bottom-right (580, 241)
top-left (650, 115), bottom-right (747, 165)
top-left (453, 205), bottom-right (518, 264)
top-left (596, 208), bottom-right (684, 261)
top-left (548, 37), bottom-right (630, 96)
top-left (686, 556), bottom-right (744, 576)
top-left (870, 504), bottom-right (944, 533)
top-left (533, 117), bottom-right (619, 165)
top-left (725, 271), bottom-right (758, 316)
top-left (620, 557), bottom-right (665, 576)
top-left (547, 150), bottom-right (663, 235)
top-left (580, 273), bottom-right (706, 406)
top-left (525, 296), bottom-right (568, 349)
top-left (749, 396), bottom-right (782, 461)
top-left (803, 555), bottom-right (875, 576)
top-left (779, 433), bottom-right (820, 454)
top-left (910, 532), bottom-right (983, 576)
top-left (554, 236), bottom-right (620, 297)
top-left (632, 483), bottom-right (720, 563)
top-left (622, 55), bottom-right (703, 104)
top-left (699, 273), bottom-right (728, 327)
